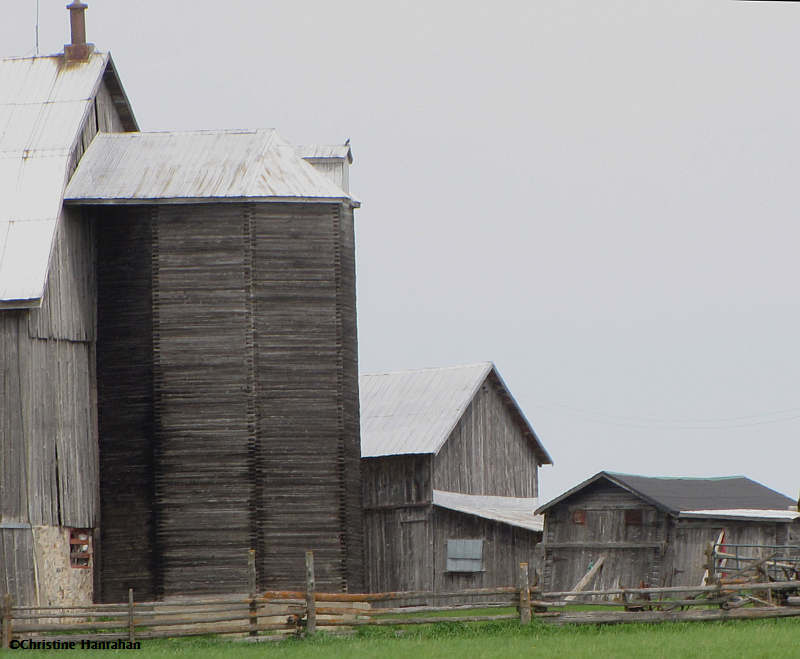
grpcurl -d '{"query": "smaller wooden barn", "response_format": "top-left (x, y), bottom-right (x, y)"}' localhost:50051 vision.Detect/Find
top-left (537, 471), bottom-right (800, 593)
top-left (359, 362), bottom-right (552, 599)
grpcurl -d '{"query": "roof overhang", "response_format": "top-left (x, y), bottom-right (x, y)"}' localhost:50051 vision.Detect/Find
top-left (65, 196), bottom-right (360, 208)
top-left (433, 490), bottom-right (543, 533)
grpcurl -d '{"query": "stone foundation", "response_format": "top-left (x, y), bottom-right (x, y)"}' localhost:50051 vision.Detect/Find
top-left (32, 526), bottom-right (93, 606)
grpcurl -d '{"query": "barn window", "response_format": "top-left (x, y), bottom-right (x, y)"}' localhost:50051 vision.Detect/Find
top-left (69, 529), bottom-right (92, 569)
top-left (625, 509), bottom-right (643, 526)
top-left (446, 539), bottom-right (483, 572)
top-left (571, 509), bottom-right (586, 525)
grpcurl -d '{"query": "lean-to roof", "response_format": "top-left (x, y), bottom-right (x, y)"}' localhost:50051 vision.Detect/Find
top-left (359, 362), bottom-right (551, 463)
top-left (64, 129), bottom-right (358, 205)
top-left (433, 490), bottom-right (543, 533)
top-left (0, 52), bottom-right (135, 307)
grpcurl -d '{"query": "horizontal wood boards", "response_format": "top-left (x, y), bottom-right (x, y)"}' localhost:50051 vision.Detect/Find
top-left (95, 201), bottom-right (363, 600)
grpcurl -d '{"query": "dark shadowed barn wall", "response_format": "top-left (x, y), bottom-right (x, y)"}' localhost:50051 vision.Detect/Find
top-left (95, 206), bottom-right (157, 601)
top-left (95, 201), bottom-right (363, 601)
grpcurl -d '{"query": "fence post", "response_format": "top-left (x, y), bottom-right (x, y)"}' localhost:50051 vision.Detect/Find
top-left (248, 548), bottom-right (258, 637)
top-left (2, 593), bottom-right (12, 649)
top-left (305, 551), bottom-right (316, 636)
top-left (519, 562), bottom-right (531, 625)
top-left (127, 588), bottom-right (135, 642)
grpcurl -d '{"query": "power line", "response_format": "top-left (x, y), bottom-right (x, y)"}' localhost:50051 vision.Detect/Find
top-left (530, 400), bottom-right (800, 430)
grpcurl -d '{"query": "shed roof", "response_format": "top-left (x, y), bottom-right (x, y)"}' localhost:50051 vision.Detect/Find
top-left (64, 129), bottom-right (358, 205)
top-left (536, 471), bottom-right (796, 520)
top-left (433, 490), bottom-right (543, 533)
top-left (359, 362), bottom-right (551, 463)
top-left (0, 52), bottom-right (135, 307)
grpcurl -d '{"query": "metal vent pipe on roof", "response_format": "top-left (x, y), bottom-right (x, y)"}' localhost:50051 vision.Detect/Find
top-left (65, 2), bottom-right (93, 61)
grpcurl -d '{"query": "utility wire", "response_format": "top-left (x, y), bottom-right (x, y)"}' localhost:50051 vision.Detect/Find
top-left (530, 400), bottom-right (800, 430)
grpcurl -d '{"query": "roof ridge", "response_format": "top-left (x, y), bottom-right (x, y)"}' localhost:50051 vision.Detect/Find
top-left (606, 471), bottom-right (746, 482)
top-left (361, 362), bottom-right (493, 377)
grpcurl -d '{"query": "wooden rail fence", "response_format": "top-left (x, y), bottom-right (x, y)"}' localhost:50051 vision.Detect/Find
top-left (2, 552), bottom-right (800, 647)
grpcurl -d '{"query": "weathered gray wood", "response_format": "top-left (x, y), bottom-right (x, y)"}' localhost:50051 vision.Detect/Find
top-left (433, 371), bottom-right (542, 498)
top-left (543, 579), bottom-right (799, 598)
top-left (95, 200), bottom-right (363, 599)
top-left (2, 593), bottom-right (11, 649)
top-left (518, 562), bottom-right (531, 624)
top-left (248, 549), bottom-right (257, 637)
top-left (565, 555), bottom-right (606, 602)
top-left (127, 589), bottom-right (134, 643)
top-left (548, 605), bottom-right (800, 626)
top-left (305, 552), bottom-right (316, 635)
top-left (317, 614), bottom-right (521, 627)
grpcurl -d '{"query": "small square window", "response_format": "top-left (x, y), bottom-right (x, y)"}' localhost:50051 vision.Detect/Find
top-left (625, 510), bottom-right (643, 526)
top-left (571, 509), bottom-right (586, 525)
top-left (69, 529), bottom-right (92, 569)
top-left (447, 539), bottom-right (483, 572)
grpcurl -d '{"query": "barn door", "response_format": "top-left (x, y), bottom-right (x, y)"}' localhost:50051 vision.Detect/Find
top-left (397, 509), bottom-right (432, 592)
top-left (671, 526), bottom-right (724, 586)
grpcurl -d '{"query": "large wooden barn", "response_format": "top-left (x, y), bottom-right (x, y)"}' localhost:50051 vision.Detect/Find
top-left (1, 5), bottom-right (362, 607)
top-left (359, 362), bottom-right (553, 599)
top-left (537, 471), bottom-right (799, 592)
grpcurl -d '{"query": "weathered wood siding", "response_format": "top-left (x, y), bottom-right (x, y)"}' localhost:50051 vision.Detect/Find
top-left (432, 509), bottom-right (540, 602)
top-left (664, 519), bottom-right (788, 587)
top-left (362, 455), bottom-right (433, 593)
top-left (253, 203), bottom-right (363, 592)
top-left (541, 481), bottom-right (667, 592)
top-left (155, 204), bottom-right (251, 596)
top-left (362, 455), bottom-right (432, 508)
top-left (0, 528), bottom-right (36, 605)
top-left (364, 506), bottom-right (433, 595)
top-left (0, 74), bottom-right (129, 606)
top-left (95, 201), bottom-right (363, 600)
top-left (95, 206), bottom-right (157, 602)
top-left (433, 372), bottom-right (539, 498)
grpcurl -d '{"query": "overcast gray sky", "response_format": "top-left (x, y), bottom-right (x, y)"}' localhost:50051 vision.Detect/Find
top-left (3, 1), bottom-right (799, 503)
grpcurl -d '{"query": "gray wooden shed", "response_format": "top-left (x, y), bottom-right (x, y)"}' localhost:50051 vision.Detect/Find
top-left (360, 362), bottom-right (552, 599)
top-left (1, 6), bottom-right (363, 606)
top-left (537, 471), bottom-right (799, 593)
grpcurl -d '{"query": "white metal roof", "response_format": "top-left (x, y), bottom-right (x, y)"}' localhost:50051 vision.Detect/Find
top-left (679, 509), bottom-right (800, 522)
top-left (433, 490), bottom-right (544, 533)
top-left (64, 129), bottom-right (358, 205)
top-left (0, 53), bottom-right (111, 305)
top-left (359, 362), bottom-right (495, 457)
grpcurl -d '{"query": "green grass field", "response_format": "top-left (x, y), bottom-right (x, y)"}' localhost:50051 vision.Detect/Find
top-left (7, 616), bottom-right (800, 658)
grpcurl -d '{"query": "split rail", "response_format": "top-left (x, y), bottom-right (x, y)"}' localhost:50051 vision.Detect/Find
top-left (2, 550), bottom-right (800, 647)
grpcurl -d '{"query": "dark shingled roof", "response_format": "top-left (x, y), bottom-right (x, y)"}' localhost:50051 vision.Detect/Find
top-left (537, 471), bottom-right (795, 515)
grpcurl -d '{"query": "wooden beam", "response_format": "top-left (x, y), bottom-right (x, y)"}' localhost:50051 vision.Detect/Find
top-left (565, 555), bottom-right (606, 602)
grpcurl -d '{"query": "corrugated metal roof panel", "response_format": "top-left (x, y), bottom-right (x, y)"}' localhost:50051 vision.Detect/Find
top-left (0, 52), bottom-right (110, 305)
top-left (0, 101), bottom-right (90, 154)
top-left (433, 490), bottom-right (543, 533)
top-left (0, 155), bottom-right (69, 221)
top-left (359, 363), bottom-right (494, 457)
top-left (0, 54), bottom-right (107, 105)
top-left (0, 219), bottom-right (57, 301)
top-left (64, 130), bottom-right (356, 203)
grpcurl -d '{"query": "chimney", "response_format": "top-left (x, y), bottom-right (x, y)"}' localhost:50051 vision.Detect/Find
top-left (64, 2), bottom-right (94, 61)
